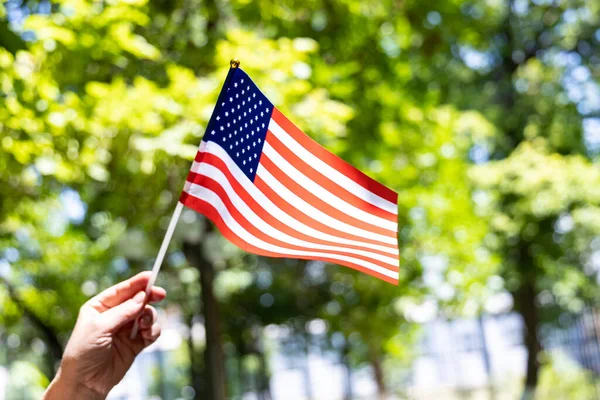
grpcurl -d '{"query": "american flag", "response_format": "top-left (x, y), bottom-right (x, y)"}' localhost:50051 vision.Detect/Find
top-left (179, 67), bottom-right (399, 284)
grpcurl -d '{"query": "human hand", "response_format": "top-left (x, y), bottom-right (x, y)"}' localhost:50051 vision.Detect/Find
top-left (43, 272), bottom-right (166, 399)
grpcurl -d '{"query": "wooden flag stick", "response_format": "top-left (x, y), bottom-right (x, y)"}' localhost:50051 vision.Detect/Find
top-left (130, 201), bottom-right (184, 339)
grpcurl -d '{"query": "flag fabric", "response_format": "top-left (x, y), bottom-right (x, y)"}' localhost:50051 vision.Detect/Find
top-left (179, 67), bottom-right (399, 284)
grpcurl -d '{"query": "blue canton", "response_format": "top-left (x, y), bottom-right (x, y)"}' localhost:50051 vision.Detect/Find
top-left (204, 68), bottom-right (273, 181)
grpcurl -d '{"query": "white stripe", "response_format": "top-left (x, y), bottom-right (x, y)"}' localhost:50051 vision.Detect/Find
top-left (191, 142), bottom-right (399, 256)
top-left (262, 142), bottom-right (397, 232)
top-left (257, 166), bottom-right (398, 246)
top-left (269, 119), bottom-right (397, 215)
top-left (186, 185), bottom-right (399, 280)
top-left (187, 164), bottom-right (398, 267)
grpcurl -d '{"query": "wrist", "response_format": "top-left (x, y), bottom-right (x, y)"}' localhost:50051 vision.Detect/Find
top-left (43, 365), bottom-right (107, 400)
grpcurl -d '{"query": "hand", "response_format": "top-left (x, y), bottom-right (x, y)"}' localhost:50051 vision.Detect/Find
top-left (43, 272), bottom-right (166, 399)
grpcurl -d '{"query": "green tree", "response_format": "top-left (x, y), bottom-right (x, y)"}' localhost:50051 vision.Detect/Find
top-left (2, 0), bottom-right (599, 399)
top-left (461, 1), bottom-right (600, 397)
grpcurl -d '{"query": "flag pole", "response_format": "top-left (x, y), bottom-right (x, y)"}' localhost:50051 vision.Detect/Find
top-left (130, 58), bottom-right (240, 339)
top-left (130, 201), bottom-right (184, 339)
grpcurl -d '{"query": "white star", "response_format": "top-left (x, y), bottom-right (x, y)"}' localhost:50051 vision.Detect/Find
top-left (241, 79), bottom-right (244, 83)
top-left (225, 112), bottom-right (229, 117)
top-left (237, 105), bottom-right (240, 109)
top-left (255, 116), bottom-right (258, 121)
top-left (261, 112), bottom-right (264, 117)
top-left (258, 138), bottom-right (262, 143)
top-left (254, 104), bottom-right (258, 109)
top-left (261, 123), bottom-right (265, 128)
top-left (222, 137), bottom-right (226, 142)
top-left (234, 119), bottom-right (237, 124)
top-left (231, 108), bottom-right (234, 113)
top-left (216, 116), bottom-right (220, 121)
top-left (253, 142), bottom-right (256, 147)
top-left (220, 126), bottom-right (224, 131)
top-left (243, 101), bottom-right (246, 106)
top-left (247, 86), bottom-right (249, 90)
top-left (236, 152), bottom-right (239, 157)
top-left (243, 160), bottom-right (246, 165)
top-left (236, 141), bottom-right (239, 146)
top-left (249, 108), bottom-right (252, 113)
top-left (227, 123), bottom-right (230, 127)
top-left (248, 156), bottom-right (252, 162)
top-left (248, 97), bottom-right (251, 102)
top-left (247, 145), bottom-right (250, 150)
top-left (250, 168), bottom-right (253, 173)
top-left (254, 153), bottom-right (258, 159)
top-left (221, 102), bottom-right (225, 106)
top-left (244, 112), bottom-right (247, 117)
top-left (245, 123), bottom-right (248, 128)
top-left (228, 134), bottom-right (232, 138)
top-left (229, 97), bottom-right (233, 102)
top-left (242, 149), bottom-right (245, 154)
top-left (246, 134), bottom-right (249, 139)
top-left (230, 145), bottom-right (233, 149)
top-left (251, 120), bottom-right (254, 125)
top-left (234, 130), bottom-right (238, 135)
top-left (211, 130), bottom-right (215, 135)
top-left (234, 82), bottom-right (238, 87)
top-left (266, 107), bottom-right (270, 112)
top-left (259, 100), bottom-right (262, 105)
top-left (236, 93), bottom-right (239, 98)
top-left (241, 138), bottom-right (244, 143)
top-left (253, 93), bottom-right (256, 98)
top-left (242, 90), bottom-right (245, 95)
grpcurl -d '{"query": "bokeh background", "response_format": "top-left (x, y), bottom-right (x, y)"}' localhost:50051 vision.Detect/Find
top-left (1, 0), bottom-right (600, 399)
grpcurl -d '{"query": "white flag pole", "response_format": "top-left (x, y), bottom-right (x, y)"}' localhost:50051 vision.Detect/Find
top-left (130, 201), bottom-right (184, 339)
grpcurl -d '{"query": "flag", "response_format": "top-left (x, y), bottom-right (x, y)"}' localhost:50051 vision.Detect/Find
top-left (179, 66), bottom-right (399, 284)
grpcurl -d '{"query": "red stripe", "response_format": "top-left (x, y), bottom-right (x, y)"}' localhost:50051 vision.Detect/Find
top-left (185, 153), bottom-right (398, 258)
top-left (271, 108), bottom-right (398, 204)
top-left (185, 150), bottom-right (206, 183)
top-left (186, 175), bottom-right (397, 271)
top-left (259, 152), bottom-right (396, 238)
top-left (180, 192), bottom-right (398, 285)
top-left (265, 130), bottom-right (398, 223)
top-left (253, 173), bottom-right (398, 251)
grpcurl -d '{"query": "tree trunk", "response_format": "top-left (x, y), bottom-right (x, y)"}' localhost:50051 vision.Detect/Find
top-left (342, 343), bottom-right (353, 400)
top-left (257, 347), bottom-right (272, 400)
top-left (185, 313), bottom-right (206, 398)
top-left (516, 278), bottom-right (541, 400)
top-left (1, 278), bottom-right (63, 374)
top-left (183, 238), bottom-right (227, 400)
top-left (369, 345), bottom-right (387, 399)
top-left (478, 316), bottom-right (496, 400)
top-left (301, 336), bottom-right (313, 400)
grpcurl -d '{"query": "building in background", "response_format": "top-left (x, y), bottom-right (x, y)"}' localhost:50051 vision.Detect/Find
top-left (103, 308), bottom-right (600, 400)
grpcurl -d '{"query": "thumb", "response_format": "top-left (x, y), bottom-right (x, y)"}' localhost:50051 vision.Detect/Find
top-left (98, 291), bottom-right (146, 332)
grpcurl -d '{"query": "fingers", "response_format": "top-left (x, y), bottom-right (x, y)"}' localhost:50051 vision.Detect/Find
top-left (97, 291), bottom-right (146, 332)
top-left (138, 306), bottom-right (158, 330)
top-left (86, 272), bottom-right (166, 312)
top-left (138, 306), bottom-right (161, 343)
top-left (127, 322), bottom-right (162, 356)
top-left (141, 323), bottom-right (161, 343)
top-left (146, 286), bottom-right (167, 304)
top-left (87, 272), bottom-right (151, 312)
top-left (121, 306), bottom-right (162, 355)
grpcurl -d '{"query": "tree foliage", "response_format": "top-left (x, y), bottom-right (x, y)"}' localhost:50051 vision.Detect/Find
top-left (1, 0), bottom-right (599, 398)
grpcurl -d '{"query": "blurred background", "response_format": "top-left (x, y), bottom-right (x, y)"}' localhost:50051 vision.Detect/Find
top-left (1, 0), bottom-right (600, 399)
